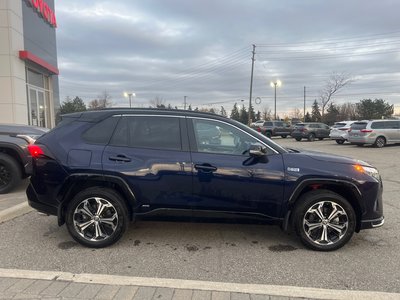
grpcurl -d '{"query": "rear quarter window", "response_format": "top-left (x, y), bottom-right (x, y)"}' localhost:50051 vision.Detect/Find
top-left (82, 116), bottom-right (120, 145)
top-left (371, 122), bottom-right (386, 129)
top-left (351, 122), bottom-right (367, 130)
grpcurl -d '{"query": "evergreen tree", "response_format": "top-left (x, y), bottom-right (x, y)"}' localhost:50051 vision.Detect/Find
top-left (60, 96), bottom-right (86, 114)
top-left (356, 99), bottom-right (394, 119)
top-left (311, 100), bottom-right (322, 122)
top-left (220, 106), bottom-right (227, 117)
top-left (304, 112), bottom-right (312, 122)
top-left (239, 105), bottom-right (248, 125)
top-left (256, 111), bottom-right (261, 121)
top-left (324, 103), bottom-right (340, 125)
top-left (230, 103), bottom-right (240, 121)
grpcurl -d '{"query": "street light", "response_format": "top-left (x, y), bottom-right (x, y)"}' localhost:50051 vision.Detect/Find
top-left (270, 80), bottom-right (282, 120)
top-left (123, 92), bottom-right (136, 108)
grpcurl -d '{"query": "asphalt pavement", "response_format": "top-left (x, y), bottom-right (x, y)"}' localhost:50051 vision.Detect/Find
top-left (0, 138), bottom-right (399, 299)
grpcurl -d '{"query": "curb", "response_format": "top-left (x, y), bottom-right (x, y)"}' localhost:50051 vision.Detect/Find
top-left (0, 202), bottom-right (33, 223)
top-left (0, 268), bottom-right (399, 300)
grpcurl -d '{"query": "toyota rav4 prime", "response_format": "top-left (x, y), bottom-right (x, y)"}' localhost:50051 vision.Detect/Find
top-left (26, 109), bottom-right (384, 251)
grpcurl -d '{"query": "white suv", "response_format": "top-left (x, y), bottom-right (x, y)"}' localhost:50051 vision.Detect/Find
top-left (329, 121), bottom-right (355, 144)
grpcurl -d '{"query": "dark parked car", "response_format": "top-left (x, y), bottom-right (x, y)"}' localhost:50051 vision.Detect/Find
top-left (291, 122), bottom-right (331, 141)
top-left (253, 121), bottom-right (292, 138)
top-left (0, 124), bottom-right (48, 194)
top-left (27, 109), bottom-right (384, 251)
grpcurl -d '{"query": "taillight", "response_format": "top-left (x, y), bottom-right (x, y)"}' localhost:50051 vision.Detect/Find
top-left (257, 127), bottom-right (261, 132)
top-left (360, 129), bottom-right (373, 133)
top-left (27, 144), bottom-right (44, 158)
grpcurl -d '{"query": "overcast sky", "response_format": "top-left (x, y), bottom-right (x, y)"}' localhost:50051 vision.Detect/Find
top-left (55, 0), bottom-right (400, 116)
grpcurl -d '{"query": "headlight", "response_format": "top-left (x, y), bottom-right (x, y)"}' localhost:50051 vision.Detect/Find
top-left (354, 165), bottom-right (381, 181)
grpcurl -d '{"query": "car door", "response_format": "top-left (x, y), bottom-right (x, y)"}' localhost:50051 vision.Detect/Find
top-left (321, 124), bottom-right (331, 137)
top-left (187, 117), bottom-right (285, 218)
top-left (102, 115), bottom-right (193, 211)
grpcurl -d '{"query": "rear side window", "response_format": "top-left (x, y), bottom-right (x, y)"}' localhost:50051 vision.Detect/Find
top-left (351, 122), bottom-right (367, 130)
top-left (110, 116), bottom-right (182, 151)
top-left (264, 122), bottom-right (273, 126)
top-left (333, 123), bottom-right (346, 128)
top-left (371, 121), bottom-right (400, 129)
top-left (82, 116), bottom-right (120, 145)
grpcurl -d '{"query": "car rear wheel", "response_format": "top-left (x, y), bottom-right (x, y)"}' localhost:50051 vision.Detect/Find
top-left (374, 136), bottom-right (386, 148)
top-left (66, 187), bottom-right (129, 248)
top-left (336, 140), bottom-right (345, 144)
top-left (293, 190), bottom-right (356, 251)
top-left (281, 135), bottom-right (287, 138)
top-left (265, 131), bottom-right (272, 138)
top-left (0, 153), bottom-right (21, 194)
top-left (295, 138), bottom-right (302, 141)
top-left (308, 133), bottom-right (315, 142)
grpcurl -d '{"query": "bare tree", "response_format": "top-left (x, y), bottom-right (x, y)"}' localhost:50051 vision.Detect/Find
top-left (319, 72), bottom-right (353, 117)
top-left (88, 90), bottom-right (113, 110)
top-left (150, 96), bottom-right (166, 108)
top-left (261, 105), bottom-right (272, 120)
top-left (289, 108), bottom-right (303, 120)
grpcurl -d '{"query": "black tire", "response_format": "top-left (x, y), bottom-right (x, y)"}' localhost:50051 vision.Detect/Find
top-left (356, 144), bottom-right (364, 147)
top-left (293, 190), bottom-right (356, 251)
top-left (66, 187), bottom-right (129, 248)
top-left (374, 136), bottom-right (386, 148)
top-left (0, 153), bottom-right (22, 194)
top-left (295, 138), bottom-right (302, 141)
top-left (336, 140), bottom-right (345, 145)
top-left (265, 131), bottom-right (272, 138)
top-left (308, 133), bottom-right (315, 142)
top-left (318, 138), bottom-right (324, 141)
top-left (281, 135), bottom-right (287, 138)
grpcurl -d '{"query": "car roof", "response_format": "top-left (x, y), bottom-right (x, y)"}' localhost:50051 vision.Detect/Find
top-left (62, 108), bottom-right (231, 123)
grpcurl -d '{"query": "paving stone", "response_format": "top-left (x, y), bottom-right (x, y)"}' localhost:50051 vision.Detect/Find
top-left (23, 280), bottom-right (53, 295)
top-left (231, 293), bottom-right (251, 300)
top-left (192, 290), bottom-right (212, 300)
top-left (171, 289), bottom-right (193, 300)
top-left (0, 278), bottom-right (19, 292)
top-left (94, 285), bottom-right (120, 300)
top-left (114, 285), bottom-right (139, 300)
top-left (6, 279), bottom-right (35, 293)
top-left (270, 296), bottom-right (290, 300)
top-left (0, 291), bottom-right (16, 299)
top-left (57, 282), bottom-right (86, 298)
top-left (40, 281), bottom-right (69, 296)
top-left (211, 291), bottom-right (231, 300)
top-left (12, 293), bottom-right (41, 299)
top-left (251, 295), bottom-right (270, 300)
top-left (76, 283), bottom-right (103, 299)
top-left (152, 287), bottom-right (174, 300)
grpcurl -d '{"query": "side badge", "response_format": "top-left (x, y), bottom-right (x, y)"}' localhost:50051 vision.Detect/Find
top-left (287, 167), bottom-right (300, 172)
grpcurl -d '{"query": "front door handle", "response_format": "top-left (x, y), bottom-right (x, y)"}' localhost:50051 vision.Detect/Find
top-left (194, 163), bottom-right (217, 172)
top-left (109, 155), bottom-right (131, 162)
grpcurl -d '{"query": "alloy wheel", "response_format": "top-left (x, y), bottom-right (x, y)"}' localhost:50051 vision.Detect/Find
top-left (303, 201), bottom-right (348, 246)
top-left (73, 197), bottom-right (119, 242)
top-left (0, 163), bottom-right (11, 188)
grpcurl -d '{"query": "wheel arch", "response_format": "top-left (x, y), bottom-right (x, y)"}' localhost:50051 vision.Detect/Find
top-left (286, 179), bottom-right (363, 232)
top-left (57, 174), bottom-right (137, 226)
top-left (0, 143), bottom-right (26, 177)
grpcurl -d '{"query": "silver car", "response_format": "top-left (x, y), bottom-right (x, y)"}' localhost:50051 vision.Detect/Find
top-left (329, 121), bottom-right (355, 144)
top-left (348, 119), bottom-right (400, 148)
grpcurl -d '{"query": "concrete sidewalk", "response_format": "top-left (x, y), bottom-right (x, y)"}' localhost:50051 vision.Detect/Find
top-left (1, 189), bottom-right (400, 300)
top-left (1, 268), bottom-right (400, 300)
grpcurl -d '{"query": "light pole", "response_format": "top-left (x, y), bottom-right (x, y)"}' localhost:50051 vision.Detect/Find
top-left (270, 80), bottom-right (282, 120)
top-left (123, 92), bottom-right (135, 108)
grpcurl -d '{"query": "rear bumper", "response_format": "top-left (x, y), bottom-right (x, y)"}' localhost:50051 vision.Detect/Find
top-left (26, 183), bottom-right (57, 216)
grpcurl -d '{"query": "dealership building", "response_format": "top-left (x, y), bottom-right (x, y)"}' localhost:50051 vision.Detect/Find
top-left (0, 0), bottom-right (59, 128)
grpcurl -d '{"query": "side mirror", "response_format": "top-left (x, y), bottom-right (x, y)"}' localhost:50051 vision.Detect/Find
top-left (249, 144), bottom-right (267, 157)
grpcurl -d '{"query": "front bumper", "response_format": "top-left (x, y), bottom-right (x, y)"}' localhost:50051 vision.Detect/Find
top-left (360, 216), bottom-right (385, 229)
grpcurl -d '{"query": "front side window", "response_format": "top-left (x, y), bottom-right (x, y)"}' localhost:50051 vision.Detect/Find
top-left (110, 116), bottom-right (182, 150)
top-left (192, 119), bottom-right (265, 155)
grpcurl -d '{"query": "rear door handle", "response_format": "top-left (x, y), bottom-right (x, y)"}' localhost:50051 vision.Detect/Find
top-left (109, 155), bottom-right (131, 162)
top-left (194, 163), bottom-right (217, 172)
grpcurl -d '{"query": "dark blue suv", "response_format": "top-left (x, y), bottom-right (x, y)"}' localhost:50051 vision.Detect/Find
top-left (26, 109), bottom-right (384, 251)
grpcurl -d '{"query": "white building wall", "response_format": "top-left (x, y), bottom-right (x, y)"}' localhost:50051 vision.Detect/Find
top-left (0, 0), bottom-right (27, 124)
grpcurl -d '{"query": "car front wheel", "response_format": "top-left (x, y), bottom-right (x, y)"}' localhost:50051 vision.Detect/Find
top-left (308, 133), bottom-right (315, 142)
top-left (66, 187), bottom-right (129, 248)
top-left (336, 139), bottom-right (345, 144)
top-left (293, 190), bottom-right (356, 251)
